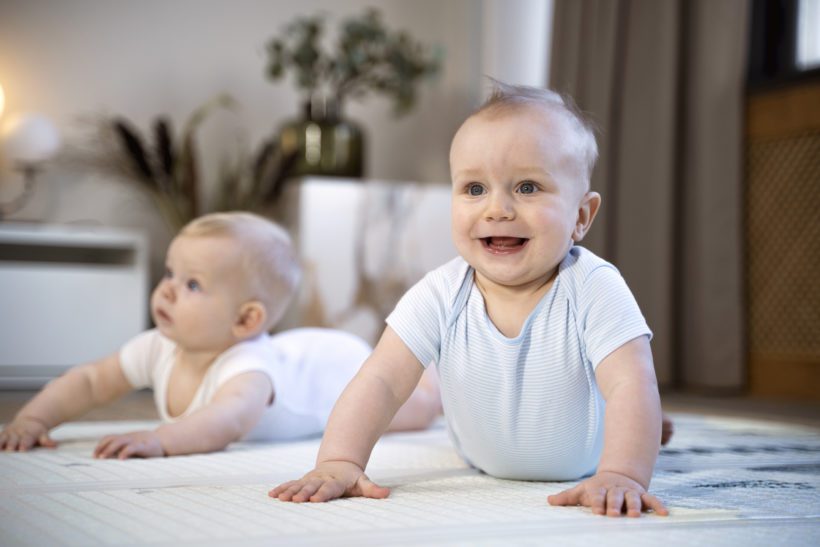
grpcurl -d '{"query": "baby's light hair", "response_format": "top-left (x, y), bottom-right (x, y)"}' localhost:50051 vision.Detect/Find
top-left (180, 211), bottom-right (301, 330)
top-left (474, 80), bottom-right (599, 188)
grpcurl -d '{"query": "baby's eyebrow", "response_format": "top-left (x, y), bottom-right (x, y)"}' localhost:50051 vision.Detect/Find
top-left (452, 168), bottom-right (484, 179)
top-left (184, 269), bottom-right (209, 280)
top-left (515, 166), bottom-right (550, 174)
top-left (517, 169), bottom-right (560, 183)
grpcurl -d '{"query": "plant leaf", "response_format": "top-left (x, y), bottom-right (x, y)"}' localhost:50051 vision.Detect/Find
top-left (112, 118), bottom-right (155, 186)
top-left (154, 117), bottom-right (175, 179)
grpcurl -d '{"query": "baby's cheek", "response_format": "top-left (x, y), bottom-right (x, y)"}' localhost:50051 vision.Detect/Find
top-left (148, 290), bottom-right (159, 312)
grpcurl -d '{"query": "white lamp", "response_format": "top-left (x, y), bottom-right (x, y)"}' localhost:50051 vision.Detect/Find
top-left (1, 112), bottom-right (61, 165)
top-left (0, 107), bottom-right (61, 220)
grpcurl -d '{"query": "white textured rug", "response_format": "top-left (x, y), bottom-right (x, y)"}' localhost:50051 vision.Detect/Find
top-left (1, 413), bottom-right (818, 546)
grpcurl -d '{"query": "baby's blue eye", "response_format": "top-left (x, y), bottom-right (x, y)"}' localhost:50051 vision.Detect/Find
top-left (518, 182), bottom-right (537, 194)
top-left (467, 183), bottom-right (484, 196)
top-left (186, 279), bottom-right (202, 292)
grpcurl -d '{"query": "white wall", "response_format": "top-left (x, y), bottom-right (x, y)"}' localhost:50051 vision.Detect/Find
top-left (0, 0), bottom-right (482, 184)
top-left (0, 0), bottom-right (552, 287)
top-left (481, 0), bottom-right (553, 94)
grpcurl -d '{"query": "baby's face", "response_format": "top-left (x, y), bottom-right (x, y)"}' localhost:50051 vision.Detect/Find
top-left (449, 106), bottom-right (589, 291)
top-left (151, 235), bottom-right (249, 352)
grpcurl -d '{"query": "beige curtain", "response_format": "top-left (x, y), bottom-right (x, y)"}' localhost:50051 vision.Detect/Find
top-left (550, 0), bottom-right (747, 390)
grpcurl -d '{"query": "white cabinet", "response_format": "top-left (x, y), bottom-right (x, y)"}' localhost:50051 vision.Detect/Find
top-left (0, 223), bottom-right (148, 388)
top-left (277, 177), bottom-right (456, 345)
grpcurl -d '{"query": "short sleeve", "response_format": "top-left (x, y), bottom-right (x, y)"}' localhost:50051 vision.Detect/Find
top-left (211, 339), bottom-right (277, 389)
top-left (385, 270), bottom-right (449, 368)
top-left (577, 266), bottom-right (652, 369)
top-left (182, 336), bottom-right (279, 417)
top-left (119, 329), bottom-right (169, 389)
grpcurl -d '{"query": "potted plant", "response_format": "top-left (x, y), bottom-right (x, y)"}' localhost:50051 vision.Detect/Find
top-left (265, 8), bottom-right (440, 178)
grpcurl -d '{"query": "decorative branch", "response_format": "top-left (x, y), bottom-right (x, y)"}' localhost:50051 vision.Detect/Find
top-left (112, 119), bottom-right (155, 185)
top-left (66, 95), bottom-right (297, 230)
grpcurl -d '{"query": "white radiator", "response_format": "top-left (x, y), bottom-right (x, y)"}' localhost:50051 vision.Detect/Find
top-left (0, 223), bottom-right (148, 388)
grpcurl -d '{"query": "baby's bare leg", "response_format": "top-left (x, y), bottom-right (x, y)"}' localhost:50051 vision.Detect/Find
top-left (386, 365), bottom-right (442, 432)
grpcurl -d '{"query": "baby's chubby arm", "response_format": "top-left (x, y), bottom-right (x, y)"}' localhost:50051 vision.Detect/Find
top-left (0, 353), bottom-right (133, 451)
top-left (94, 370), bottom-right (272, 459)
top-left (548, 336), bottom-right (669, 517)
top-left (270, 326), bottom-right (425, 503)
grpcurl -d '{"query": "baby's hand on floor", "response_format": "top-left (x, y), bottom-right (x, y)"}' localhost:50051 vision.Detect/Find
top-left (0, 416), bottom-right (56, 452)
top-left (94, 430), bottom-right (165, 459)
top-left (269, 461), bottom-right (390, 503)
top-left (547, 471), bottom-right (668, 517)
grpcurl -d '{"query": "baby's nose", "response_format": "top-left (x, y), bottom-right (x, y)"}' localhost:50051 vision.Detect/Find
top-left (484, 194), bottom-right (515, 220)
top-left (159, 279), bottom-right (176, 301)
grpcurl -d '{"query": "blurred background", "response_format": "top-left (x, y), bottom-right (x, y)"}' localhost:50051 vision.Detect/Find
top-left (0, 0), bottom-right (817, 416)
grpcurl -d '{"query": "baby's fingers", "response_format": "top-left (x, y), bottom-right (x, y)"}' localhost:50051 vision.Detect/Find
top-left (274, 480), bottom-right (314, 502)
top-left (290, 479), bottom-right (326, 503)
top-left (641, 492), bottom-right (669, 516)
top-left (588, 487), bottom-right (607, 515)
top-left (17, 434), bottom-right (39, 452)
top-left (38, 434), bottom-right (57, 449)
top-left (352, 476), bottom-right (390, 500)
top-left (117, 442), bottom-right (142, 460)
top-left (7, 433), bottom-right (32, 452)
top-left (269, 480), bottom-right (298, 499)
top-left (2, 432), bottom-right (19, 451)
top-left (95, 436), bottom-right (127, 459)
top-left (606, 488), bottom-right (626, 517)
top-left (310, 480), bottom-right (348, 502)
top-left (93, 436), bottom-right (113, 458)
top-left (624, 491), bottom-right (643, 517)
top-left (547, 484), bottom-right (583, 507)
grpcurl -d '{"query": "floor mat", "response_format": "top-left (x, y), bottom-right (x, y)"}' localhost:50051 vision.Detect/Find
top-left (0, 414), bottom-right (818, 546)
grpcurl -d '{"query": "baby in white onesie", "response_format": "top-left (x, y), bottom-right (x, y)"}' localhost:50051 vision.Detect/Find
top-left (0, 212), bottom-right (441, 458)
top-left (272, 82), bottom-right (669, 518)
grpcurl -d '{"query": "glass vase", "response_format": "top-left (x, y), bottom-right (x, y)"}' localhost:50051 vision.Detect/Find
top-left (277, 98), bottom-right (364, 178)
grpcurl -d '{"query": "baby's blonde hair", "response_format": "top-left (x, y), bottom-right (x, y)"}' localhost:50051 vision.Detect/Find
top-left (180, 211), bottom-right (301, 330)
top-left (475, 80), bottom-right (599, 188)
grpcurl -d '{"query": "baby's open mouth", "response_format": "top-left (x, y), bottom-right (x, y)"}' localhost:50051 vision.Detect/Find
top-left (482, 237), bottom-right (529, 251)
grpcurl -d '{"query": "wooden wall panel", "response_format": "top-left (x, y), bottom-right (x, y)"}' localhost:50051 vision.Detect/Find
top-left (746, 80), bottom-right (820, 400)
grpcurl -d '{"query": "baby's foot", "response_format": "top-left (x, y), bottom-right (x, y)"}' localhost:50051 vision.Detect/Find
top-left (661, 413), bottom-right (674, 446)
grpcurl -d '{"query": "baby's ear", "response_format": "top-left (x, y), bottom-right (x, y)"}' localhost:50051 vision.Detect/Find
top-left (233, 301), bottom-right (268, 339)
top-left (572, 191), bottom-right (601, 242)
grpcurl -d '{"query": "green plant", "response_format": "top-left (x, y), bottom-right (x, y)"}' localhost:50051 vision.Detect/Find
top-left (265, 8), bottom-right (440, 115)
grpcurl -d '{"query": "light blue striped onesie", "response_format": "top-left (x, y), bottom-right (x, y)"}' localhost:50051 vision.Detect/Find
top-left (386, 246), bottom-right (652, 481)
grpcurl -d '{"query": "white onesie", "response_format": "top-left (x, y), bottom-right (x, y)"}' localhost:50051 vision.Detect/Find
top-left (386, 246), bottom-right (652, 480)
top-left (119, 327), bottom-right (370, 441)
